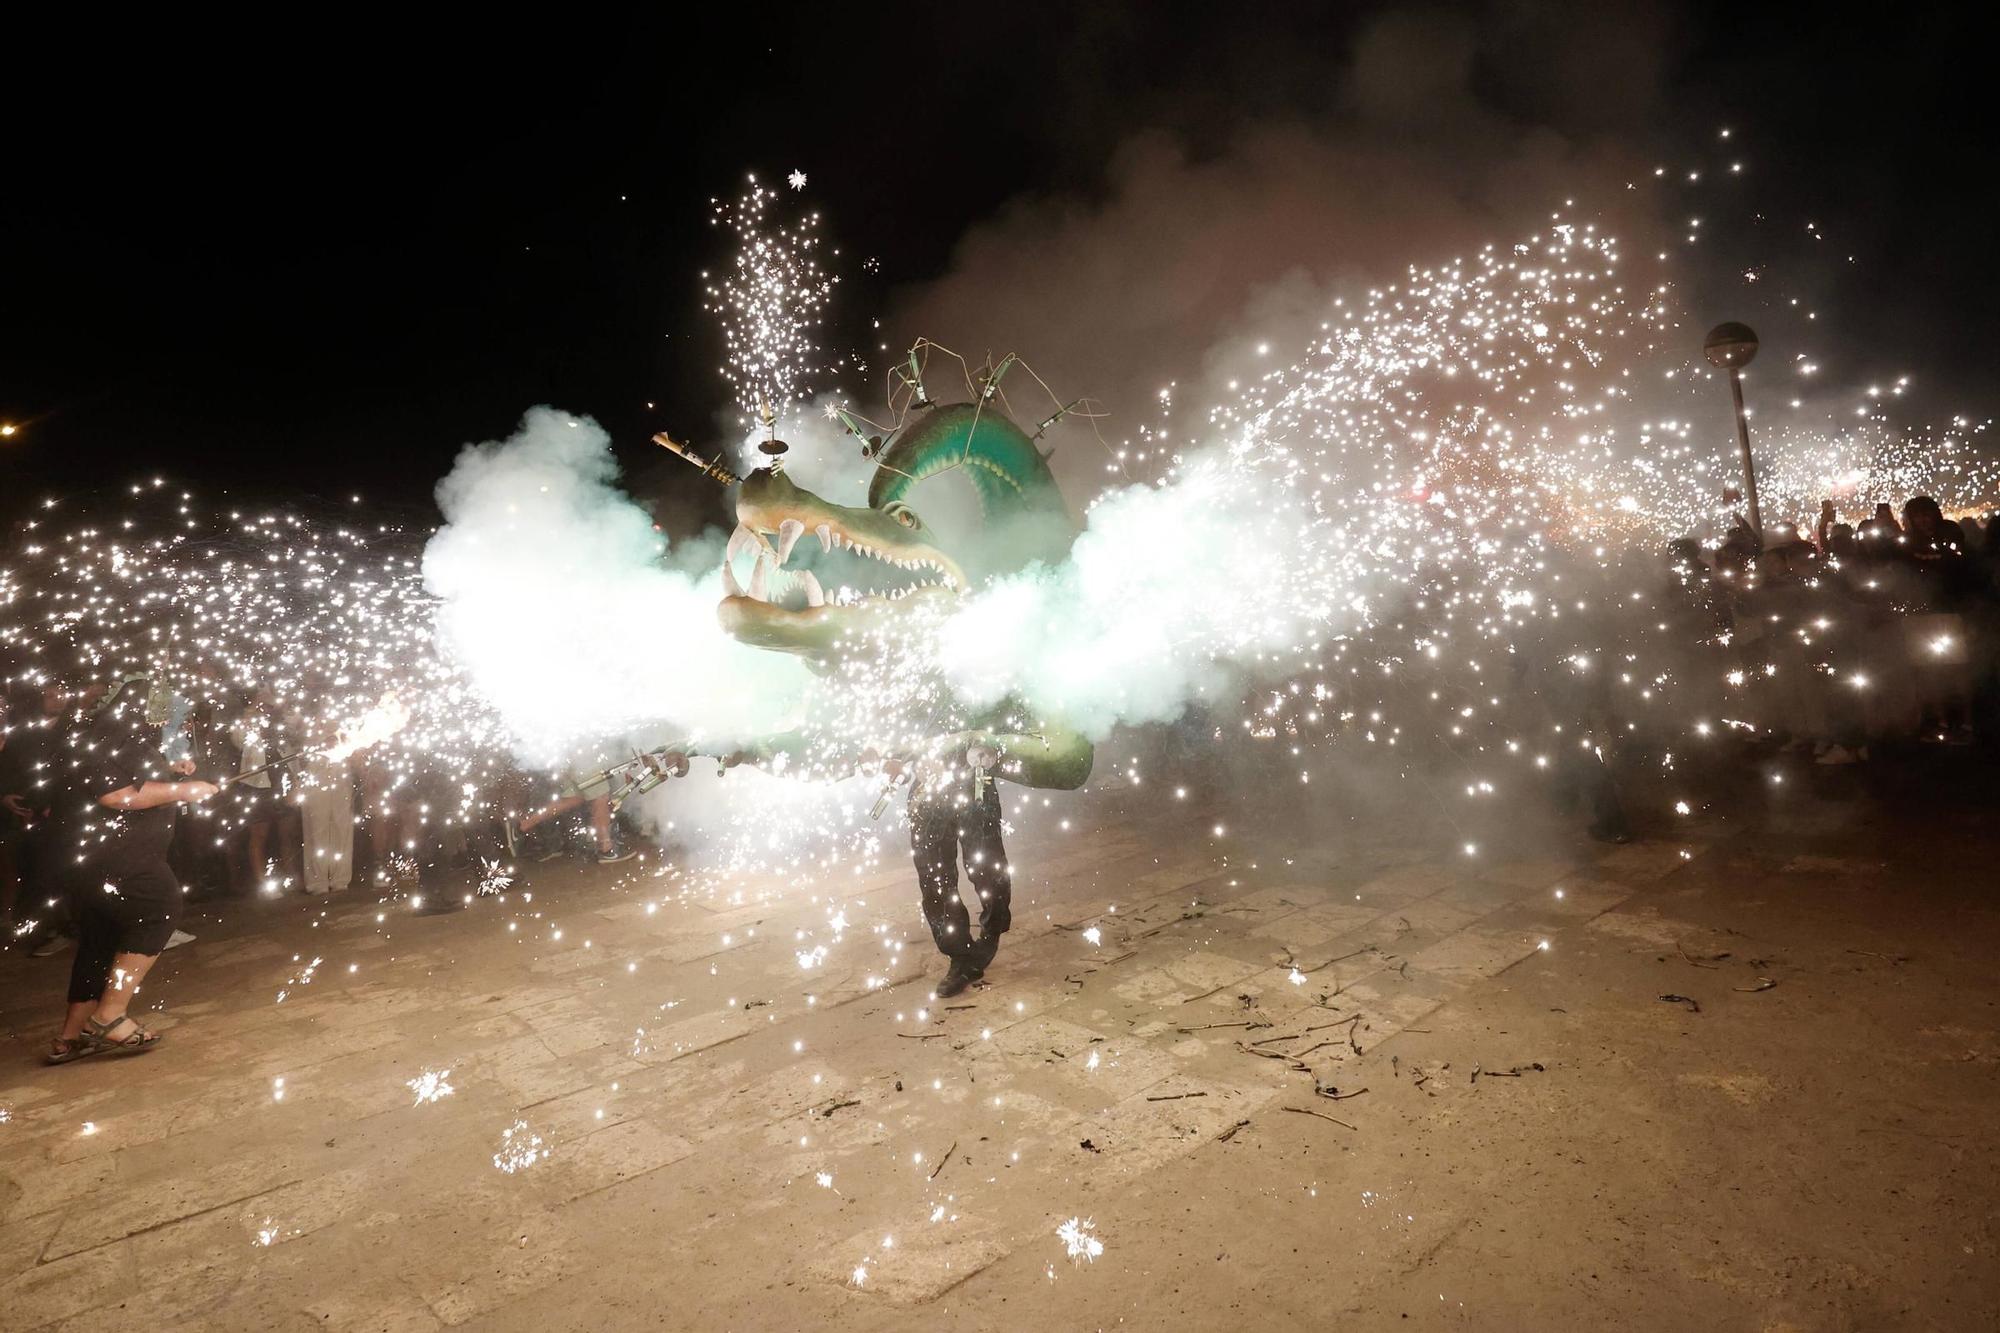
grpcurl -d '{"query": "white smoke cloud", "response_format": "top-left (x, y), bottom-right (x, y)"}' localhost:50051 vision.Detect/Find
top-left (423, 407), bottom-right (809, 765)
top-left (939, 449), bottom-right (1334, 739)
top-left (625, 760), bottom-right (889, 878)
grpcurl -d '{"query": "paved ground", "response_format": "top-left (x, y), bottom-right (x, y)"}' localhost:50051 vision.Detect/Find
top-left (1, 751), bottom-right (1996, 1330)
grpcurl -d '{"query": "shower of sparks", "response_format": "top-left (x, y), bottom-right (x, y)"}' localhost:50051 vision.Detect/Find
top-left (407, 1069), bottom-right (456, 1106)
top-left (1038, 196), bottom-right (2000, 803)
top-left (1056, 1216), bottom-right (1105, 1262)
top-left (787, 169), bottom-right (807, 191)
top-left (320, 691), bottom-right (412, 764)
top-left (0, 492), bottom-right (511, 870)
top-left (704, 174), bottom-right (843, 434)
top-left (492, 1119), bottom-right (548, 1173)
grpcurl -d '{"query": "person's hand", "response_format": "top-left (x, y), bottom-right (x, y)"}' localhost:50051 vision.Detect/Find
top-left (170, 758), bottom-right (197, 776)
top-left (2, 793), bottom-right (31, 821)
top-left (180, 780), bottom-right (221, 803)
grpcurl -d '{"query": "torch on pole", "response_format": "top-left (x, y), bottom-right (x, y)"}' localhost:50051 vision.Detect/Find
top-left (1704, 321), bottom-right (1763, 541)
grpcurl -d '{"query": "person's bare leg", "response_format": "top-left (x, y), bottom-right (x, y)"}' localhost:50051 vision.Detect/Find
top-left (93, 951), bottom-right (158, 1026)
top-left (590, 796), bottom-right (613, 852)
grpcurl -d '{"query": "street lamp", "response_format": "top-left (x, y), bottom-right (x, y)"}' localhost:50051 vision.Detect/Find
top-left (1703, 321), bottom-right (1762, 539)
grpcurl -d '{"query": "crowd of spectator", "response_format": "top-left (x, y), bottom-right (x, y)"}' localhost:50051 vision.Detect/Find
top-left (1, 682), bottom-right (641, 960)
top-left (1666, 494), bottom-right (2000, 763)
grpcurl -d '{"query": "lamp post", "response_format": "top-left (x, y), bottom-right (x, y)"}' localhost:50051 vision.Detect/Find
top-left (1704, 321), bottom-right (1762, 539)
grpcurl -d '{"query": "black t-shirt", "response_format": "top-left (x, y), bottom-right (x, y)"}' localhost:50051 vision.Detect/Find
top-left (49, 729), bottom-right (180, 892)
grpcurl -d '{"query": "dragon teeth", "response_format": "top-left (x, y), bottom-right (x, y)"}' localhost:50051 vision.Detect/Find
top-left (815, 523), bottom-right (833, 554)
top-left (720, 559), bottom-right (745, 599)
top-left (797, 570), bottom-right (824, 608)
top-left (775, 519), bottom-right (804, 565)
top-left (748, 552), bottom-right (772, 601)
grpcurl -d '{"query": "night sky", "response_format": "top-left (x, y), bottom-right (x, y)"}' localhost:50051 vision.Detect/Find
top-left (3, 5), bottom-right (1990, 522)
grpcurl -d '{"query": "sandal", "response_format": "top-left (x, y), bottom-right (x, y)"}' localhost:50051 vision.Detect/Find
top-left (45, 1034), bottom-right (98, 1065)
top-left (81, 1014), bottom-right (162, 1057)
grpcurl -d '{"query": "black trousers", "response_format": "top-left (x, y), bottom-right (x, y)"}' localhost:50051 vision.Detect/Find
top-left (909, 775), bottom-right (1011, 965)
top-left (66, 863), bottom-right (179, 1003)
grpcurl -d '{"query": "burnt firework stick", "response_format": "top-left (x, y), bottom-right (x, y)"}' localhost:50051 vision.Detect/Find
top-left (652, 433), bottom-right (741, 486)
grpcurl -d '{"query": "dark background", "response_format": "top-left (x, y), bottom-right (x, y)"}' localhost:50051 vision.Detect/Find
top-left (2, 4), bottom-right (1990, 520)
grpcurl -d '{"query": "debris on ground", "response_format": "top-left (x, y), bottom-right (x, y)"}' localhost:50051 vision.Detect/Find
top-left (1471, 1062), bottom-right (1546, 1084)
top-left (1280, 1105), bottom-right (1356, 1130)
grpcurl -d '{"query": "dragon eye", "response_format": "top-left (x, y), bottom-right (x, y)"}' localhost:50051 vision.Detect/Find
top-left (885, 504), bottom-right (919, 529)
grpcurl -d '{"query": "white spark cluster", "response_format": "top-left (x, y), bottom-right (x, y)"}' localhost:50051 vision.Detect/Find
top-left (1056, 1215), bottom-right (1104, 1262)
top-left (703, 174), bottom-right (843, 435)
top-left (492, 1119), bottom-right (548, 1173)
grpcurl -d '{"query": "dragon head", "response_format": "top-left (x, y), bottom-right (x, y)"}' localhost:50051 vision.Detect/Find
top-left (715, 402), bottom-right (1074, 660)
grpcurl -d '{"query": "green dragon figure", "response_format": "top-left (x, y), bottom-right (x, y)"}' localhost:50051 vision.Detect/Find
top-left (639, 391), bottom-right (1095, 994)
top-left (650, 397), bottom-right (1095, 790)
